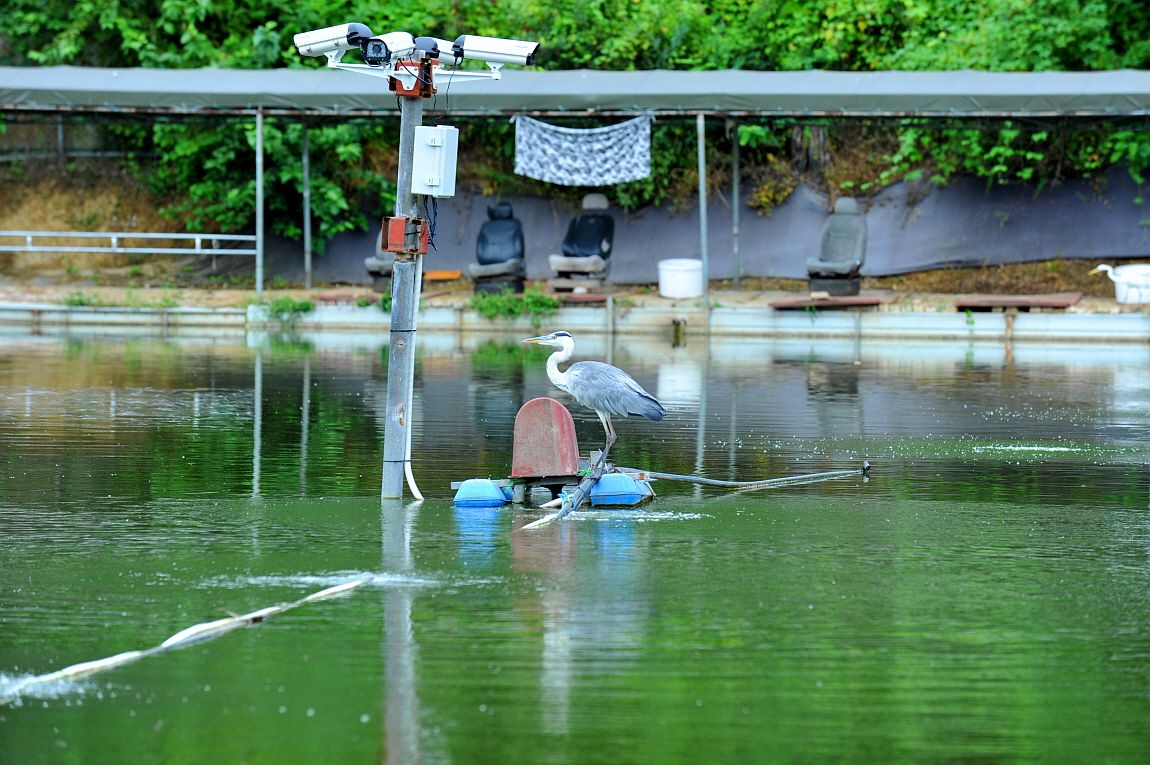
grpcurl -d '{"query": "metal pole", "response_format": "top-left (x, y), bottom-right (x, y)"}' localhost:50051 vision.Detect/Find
top-left (731, 122), bottom-right (741, 290)
top-left (302, 124), bottom-right (313, 290)
top-left (382, 95), bottom-right (425, 499)
top-left (255, 109), bottom-right (265, 301)
top-left (56, 115), bottom-right (65, 168)
top-left (696, 113), bottom-right (709, 300)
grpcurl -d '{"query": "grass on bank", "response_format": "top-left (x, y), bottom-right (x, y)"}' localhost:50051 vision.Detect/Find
top-left (714, 259), bottom-right (1120, 297)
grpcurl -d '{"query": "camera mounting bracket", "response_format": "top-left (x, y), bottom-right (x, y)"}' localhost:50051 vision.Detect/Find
top-left (328, 58), bottom-right (504, 89)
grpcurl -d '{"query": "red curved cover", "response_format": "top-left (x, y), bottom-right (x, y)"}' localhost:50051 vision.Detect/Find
top-left (511, 397), bottom-right (581, 478)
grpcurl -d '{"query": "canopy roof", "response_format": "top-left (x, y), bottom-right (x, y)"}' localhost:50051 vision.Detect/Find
top-left (3, 66), bottom-right (1150, 119)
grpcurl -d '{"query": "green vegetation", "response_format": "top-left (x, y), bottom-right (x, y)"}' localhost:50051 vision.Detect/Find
top-left (11, 1), bottom-right (1147, 72)
top-left (4, 1), bottom-right (1150, 240)
top-left (470, 340), bottom-right (536, 372)
top-left (470, 287), bottom-right (560, 327)
top-left (265, 296), bottom-right (315, 325)
top-left (123, 289), bottom-right (180, 309)
top-left (153, 293), bottom-right (180, 309)
top-left (62, 291), bottom-right (101, 307)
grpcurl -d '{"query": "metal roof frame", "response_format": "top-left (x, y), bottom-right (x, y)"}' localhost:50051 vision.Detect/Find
top-left (4, 66), bottom-right (1150, 120)
top-left (5, 65), bottom-right (1150, 296)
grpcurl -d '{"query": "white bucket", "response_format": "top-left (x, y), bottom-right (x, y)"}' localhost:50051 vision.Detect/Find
top-left (1111, 264), bottom-right (1150, 304)
top-left (658, 258), bottom-right (704, 299)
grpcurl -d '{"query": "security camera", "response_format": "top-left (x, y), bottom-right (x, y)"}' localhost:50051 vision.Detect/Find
top-left (452, 35), bottom-right (539, 66)
top-left (413, 37), bottom-right (462, 63)
top-left (359, 31), bottom-right (416, 66)
top-left (294, 23), bottom-right (374, 57)
top-left (360, 38), bottom-right (390, 66)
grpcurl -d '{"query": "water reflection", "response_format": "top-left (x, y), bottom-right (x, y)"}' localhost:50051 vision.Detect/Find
top-left (510, 518), bottom-right (579, 736)
top-left (2, 333), bottom-right (1148, 506)
top-left (1, 331), bottom-right (1149, 763)
top-left (253, 347), bottom-right (262, 497)
top-left (382, 500), bottom-right (419, 765)
top-left (300, 355), bottom-right (311, 495)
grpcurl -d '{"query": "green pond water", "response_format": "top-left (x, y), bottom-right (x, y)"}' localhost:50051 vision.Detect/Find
top-left (1, 331), bottom-right (1148, 764)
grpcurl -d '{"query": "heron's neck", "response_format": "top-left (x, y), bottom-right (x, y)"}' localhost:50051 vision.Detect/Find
top-left (546, 340), bottom-right (574, 390)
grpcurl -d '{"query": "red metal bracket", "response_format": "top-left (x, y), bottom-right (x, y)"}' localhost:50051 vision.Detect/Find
top-left (389, 59), bottom-right (436, 98)
top-left (382, 216), bottom-right (429, 255)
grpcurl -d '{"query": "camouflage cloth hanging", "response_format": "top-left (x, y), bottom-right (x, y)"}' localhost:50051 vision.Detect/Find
top-left (512, 114), bottom-right (653, 186)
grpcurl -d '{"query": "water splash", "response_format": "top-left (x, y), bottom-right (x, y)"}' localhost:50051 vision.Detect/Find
top-left (0, 673), bottom-right (91, 706)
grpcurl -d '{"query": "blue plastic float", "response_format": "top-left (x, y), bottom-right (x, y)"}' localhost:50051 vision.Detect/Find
top-left (588, 472), bottom-right (654, 507)
top-left (452, 479), bottom-right (512, 508)
top-left (452, 472), bottom-right (654, 509)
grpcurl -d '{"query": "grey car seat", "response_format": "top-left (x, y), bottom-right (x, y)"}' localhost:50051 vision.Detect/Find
top-left (806, 197), bottom-right (867, 296)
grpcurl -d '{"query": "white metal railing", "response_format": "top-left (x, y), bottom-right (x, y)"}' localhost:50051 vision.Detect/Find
top-left (0, 230), bottom-right (257, 256)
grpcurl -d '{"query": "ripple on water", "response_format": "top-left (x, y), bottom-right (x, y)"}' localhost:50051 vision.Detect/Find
top-left (200, 571), bottom-right (442, 590)
top-left (568, 510), bottom-right (712, 524)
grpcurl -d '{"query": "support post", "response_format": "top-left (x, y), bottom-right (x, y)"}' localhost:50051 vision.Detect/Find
top-left (302, 124), bottom-right (313, 290)
top-left (56, 115), bottom-right (66, 168)
top-left (696, 113), bottom-right (709, 302)
top-left (255, 109), bottom-right (265, 301)
top-left (381, 95), bottom-right (425, 499)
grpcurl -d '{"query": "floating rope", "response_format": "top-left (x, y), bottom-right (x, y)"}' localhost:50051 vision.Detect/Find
top-left (0, 578), bottom-right (367, 707)
top-left (521, 461), bottom-right (871, 530)
top-left (622, 462), bottom-right (871, 490)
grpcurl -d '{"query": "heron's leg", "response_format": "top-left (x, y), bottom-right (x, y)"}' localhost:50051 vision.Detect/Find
top-left (602, 417), bottom-right (617, 467)
top-left (595, 412), bottom-right (615, 468)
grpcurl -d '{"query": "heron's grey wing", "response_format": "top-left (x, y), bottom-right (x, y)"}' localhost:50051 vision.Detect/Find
top-left (566, 361), bottom-right (666, 421)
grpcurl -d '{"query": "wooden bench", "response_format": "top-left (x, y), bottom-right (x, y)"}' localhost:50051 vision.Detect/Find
top-left (953, 291), bottom-right (1082, 312)
top-left (769, 293), bottom-right (899, 310)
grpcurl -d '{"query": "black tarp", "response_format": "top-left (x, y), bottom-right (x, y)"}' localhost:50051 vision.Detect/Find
top-left (255, 166), bottom-right (1150, 285)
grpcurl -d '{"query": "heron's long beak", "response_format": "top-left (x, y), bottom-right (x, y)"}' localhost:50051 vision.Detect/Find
top-left (1089, 266), bottom-right (1102, 275)
top-left (521, 335), bottom-right (547, 344)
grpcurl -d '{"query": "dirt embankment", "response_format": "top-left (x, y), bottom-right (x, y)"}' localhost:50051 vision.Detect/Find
top-left (0, 163), bottom-right (187, 278)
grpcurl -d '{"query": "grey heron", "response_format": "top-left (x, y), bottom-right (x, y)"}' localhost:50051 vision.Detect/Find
top-left (522, 330), bottom-right (666, 464)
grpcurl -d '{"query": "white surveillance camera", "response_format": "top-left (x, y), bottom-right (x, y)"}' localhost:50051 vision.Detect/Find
top-left (294, 23), bottom-right (373, 57)
top-left (413, 36), bottom-right (461, 63)
top-left (358, 32), bottom-right (412, 67)
top-left (360, 37), bottom-right (391, 67)
top-left (431, 38), bottom-right (463, 64)
top-left (452, 35), bottom-right (539, 66)
top-left (359, 31), bottom-right (416, 67)
top-left (412, 37), bottom-right (438, 57)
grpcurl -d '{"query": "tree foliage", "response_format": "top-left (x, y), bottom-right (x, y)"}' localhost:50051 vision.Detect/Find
top-left (4, 1), bottom-right (1150, 241)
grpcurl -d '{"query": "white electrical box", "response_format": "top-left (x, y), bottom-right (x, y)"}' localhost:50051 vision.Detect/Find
top-left (411, 125), bottom-right (459, 198)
